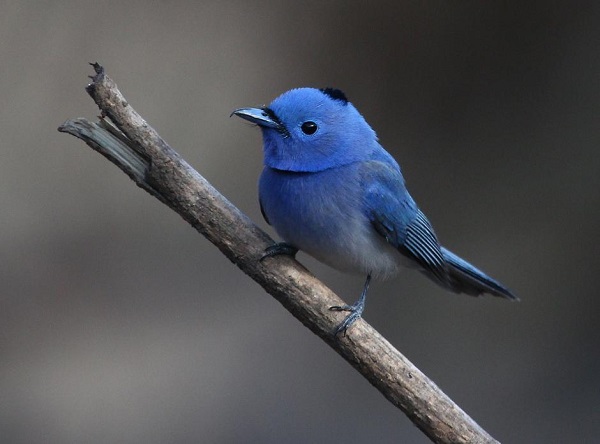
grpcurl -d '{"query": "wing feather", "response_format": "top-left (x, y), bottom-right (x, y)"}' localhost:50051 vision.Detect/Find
top-left (363, 161), bottom-right (449, 282)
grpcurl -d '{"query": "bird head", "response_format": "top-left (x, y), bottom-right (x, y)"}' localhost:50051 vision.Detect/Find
top-left (233, 88), bottom-right (378, 172)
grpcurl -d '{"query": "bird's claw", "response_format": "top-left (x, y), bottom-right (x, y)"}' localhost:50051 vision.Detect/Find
top-left (329, 273), bottom-right (371, 337)
top-left (260, 242), bottom-right (299, 262)
top-left (329, 300), bottom-right (365, 337)
top-left (329, 304), bottom-right (354, 312)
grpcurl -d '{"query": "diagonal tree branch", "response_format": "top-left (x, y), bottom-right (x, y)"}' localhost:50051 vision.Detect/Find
top-left (58, 63), bottom-right (499, 444)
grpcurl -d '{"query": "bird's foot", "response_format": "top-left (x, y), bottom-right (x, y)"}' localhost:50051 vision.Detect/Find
top-left (260, 242), bottom-right (298, 262)
top-left (329, 299), bottom-right (365, 337)
top-left (329, 273), bottom-right (371, 337)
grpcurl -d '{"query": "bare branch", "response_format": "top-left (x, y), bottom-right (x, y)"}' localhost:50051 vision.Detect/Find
top-left (58, 63), bottom-right (499, 444)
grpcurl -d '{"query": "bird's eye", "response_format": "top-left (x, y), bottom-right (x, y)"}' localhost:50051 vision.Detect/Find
top-left (301, 121), bottom-right (318, 135)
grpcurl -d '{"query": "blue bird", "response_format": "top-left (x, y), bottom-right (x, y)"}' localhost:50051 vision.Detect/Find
top-left (233, 87), bottom-right (517, 336)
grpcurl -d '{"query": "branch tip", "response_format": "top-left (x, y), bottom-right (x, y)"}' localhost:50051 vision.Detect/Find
top-left (86, 62), bottom-right (105, 94)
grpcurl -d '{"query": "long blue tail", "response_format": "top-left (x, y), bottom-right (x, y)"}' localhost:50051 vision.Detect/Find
top-left (439, 247), bottom-right (518, 300)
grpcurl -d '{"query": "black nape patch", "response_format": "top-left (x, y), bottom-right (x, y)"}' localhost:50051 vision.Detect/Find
top-left (320, 88), bottom-right (348, 104)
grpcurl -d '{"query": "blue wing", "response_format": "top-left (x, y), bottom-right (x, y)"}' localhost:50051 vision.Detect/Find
top-left (362, 161), bottom-right (450, 283)
top-left (362, 160), bottom-right (517, 300)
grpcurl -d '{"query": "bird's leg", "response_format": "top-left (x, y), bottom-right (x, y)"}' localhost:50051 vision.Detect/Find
top-left (260, 242), bottom-right (299, 261)
top-left (329, 273), bottom-right (372, 336)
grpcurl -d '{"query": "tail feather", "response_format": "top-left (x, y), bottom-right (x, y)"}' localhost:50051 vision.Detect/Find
top-left (439, 247), bottom-right (518, 300)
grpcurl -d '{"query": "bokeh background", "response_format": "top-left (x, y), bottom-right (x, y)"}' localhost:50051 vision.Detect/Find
top-left (1, 1), bottom-right (598, 443)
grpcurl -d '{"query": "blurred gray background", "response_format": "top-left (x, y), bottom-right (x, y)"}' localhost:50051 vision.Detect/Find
top-left (1, 1), bottom-right (598, 443)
